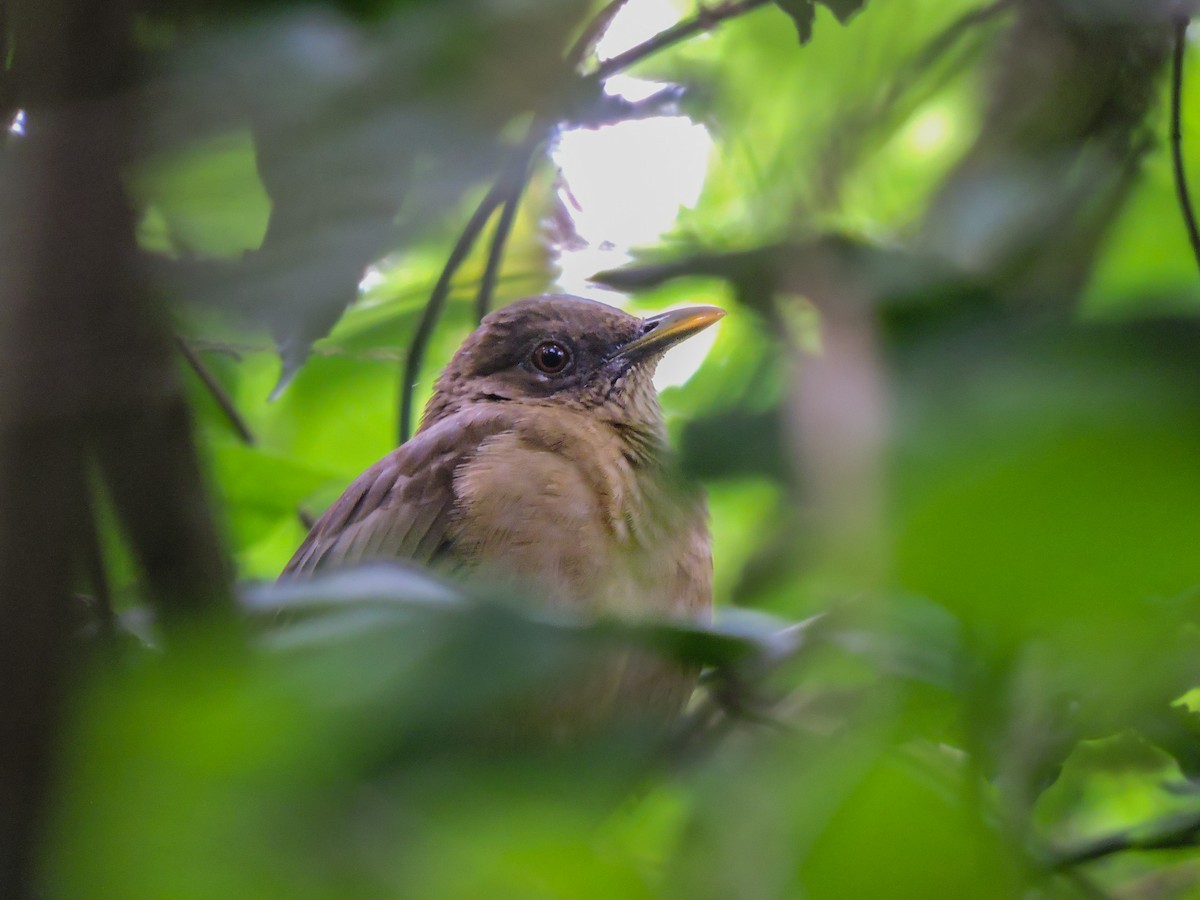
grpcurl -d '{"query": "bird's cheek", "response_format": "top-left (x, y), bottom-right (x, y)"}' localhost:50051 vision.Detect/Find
top-left (473, 373), bottom-right (528, 402)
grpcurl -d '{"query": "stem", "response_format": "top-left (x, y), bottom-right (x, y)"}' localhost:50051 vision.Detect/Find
top-left (175, 336), bottom-right (256, 446)
top-left (400, 124), bottom-right (548, 442)
top-left (475, 189), bottom-right (522, 324)
top-left (1171, 17), bottom-right (1200, 277)
top-left (592, 0), bottom-right (772, 81)
top-left (398, 180), bottom-right (508, 443)
top-left (473, 123), bottom-right (544, 324)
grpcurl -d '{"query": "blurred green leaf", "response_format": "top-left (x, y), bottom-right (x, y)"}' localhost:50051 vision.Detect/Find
top-left (28, 1), bottom-right (1200, 897)
top-left (134, 130), bottom-right (270, 257)
top-left (802, 749), bottom-right (1022, 900)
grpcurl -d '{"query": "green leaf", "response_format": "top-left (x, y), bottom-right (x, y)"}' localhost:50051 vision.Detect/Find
top-left (817, 0), bottom-right (867, 25)
top-left (772, 0), bottom-right (868, 46)
top-left (774, 0), bottom-right (815, 44)
top-left (802, 750), bottom-right (1021, 899)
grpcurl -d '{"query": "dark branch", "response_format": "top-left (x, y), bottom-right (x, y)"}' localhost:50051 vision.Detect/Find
top-left (400, 129), bottom-right (549, 442)
top-left (474, 122), bottom-right (543, 325)
top-left (669, 613), bottom-right (830, 758)
top-left (1050, 809), bottom-right (1200, 869)
top-left (591, 0), bottom-right (772, 81)
top-left (399, 180), bottom-right (508, 443)
top-left (566, 83), bottom-right (686, 130)
top-left (475, 189), bottom-right (522, 325)
top-left (175, 336), bottom-right (256, 446)
top-left (565, 0), bottom-right (632, 69)
top-left (1171, 17), bottom-right (1200, 277)
top-left (0, 0), bottom-right (231, 890)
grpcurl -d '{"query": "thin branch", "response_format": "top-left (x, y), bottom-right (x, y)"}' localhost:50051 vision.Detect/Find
top-left (566, 83), bottom-right (686, 130)
top-left (1050, 809), bottom-right (1200, 869)
top-left (592, 0), bottom-right (772, 81)
top-left (475, 188), bottom-right (522, 324)
top-left (474, 120), bottom-right (543, 324)
top-left (566, 0), bottom-right (631, 69)
top-left (400, 124), bottom-right (550, 441)
top-left (1171, 17), bottom-right (1200, 277)
top-left (175, 336), bottom-right (256, 445)
top-left (399, 179), bottom-right (509, 443)
top-left (670, 613), bottom-right (831, 758)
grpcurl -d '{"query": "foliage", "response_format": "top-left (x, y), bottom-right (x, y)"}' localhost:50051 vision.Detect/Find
top-left (4, 0), bottom-right (1200, 897)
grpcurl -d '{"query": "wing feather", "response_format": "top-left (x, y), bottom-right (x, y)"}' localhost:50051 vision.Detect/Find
top-left (280, 410), bottom-right (512, 578)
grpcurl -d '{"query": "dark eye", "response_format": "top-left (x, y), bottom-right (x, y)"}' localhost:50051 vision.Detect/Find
top-left (531, 340), bottom-right (571, 375)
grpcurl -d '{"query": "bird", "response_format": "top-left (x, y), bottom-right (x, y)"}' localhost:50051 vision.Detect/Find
top-left (281, 293), bottom-right (723, 728)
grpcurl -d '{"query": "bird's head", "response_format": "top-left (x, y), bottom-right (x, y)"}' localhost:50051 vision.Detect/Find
top-left (420, 294), bottom-right (724, 433)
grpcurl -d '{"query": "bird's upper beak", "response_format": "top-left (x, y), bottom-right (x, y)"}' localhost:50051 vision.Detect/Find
top-left (608, 306), bottom-right (725, 363)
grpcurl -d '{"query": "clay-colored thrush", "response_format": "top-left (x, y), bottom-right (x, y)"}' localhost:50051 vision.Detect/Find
top-left (282, 294), bottom-right (723, 722)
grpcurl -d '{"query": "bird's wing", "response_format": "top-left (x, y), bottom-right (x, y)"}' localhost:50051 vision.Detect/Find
top-left (280, 411), bottom-right (512, 578)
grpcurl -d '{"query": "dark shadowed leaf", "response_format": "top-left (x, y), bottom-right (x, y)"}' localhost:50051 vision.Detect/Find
top-left (774, 0), bottom-right (815, 44)
top-left (818, 0), bottom-right (867, 26)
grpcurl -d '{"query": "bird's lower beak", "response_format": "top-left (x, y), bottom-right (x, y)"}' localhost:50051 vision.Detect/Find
top-left (609, 305), bottom-right (725, 363)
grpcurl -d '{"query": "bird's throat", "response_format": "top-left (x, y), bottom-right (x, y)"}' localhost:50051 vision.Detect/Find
top-left (609, 419), bottom-right (667, 470)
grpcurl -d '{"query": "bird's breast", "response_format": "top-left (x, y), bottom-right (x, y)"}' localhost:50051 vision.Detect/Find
top-left (448, 415), bottom-right (708, 622)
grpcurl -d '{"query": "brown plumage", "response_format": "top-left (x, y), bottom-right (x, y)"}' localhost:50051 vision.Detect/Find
top-left (282, 294), bottom-right (722, 726)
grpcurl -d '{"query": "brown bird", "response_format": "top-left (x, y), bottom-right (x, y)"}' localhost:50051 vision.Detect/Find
top-left (282, 293), bottom-right (722, 725)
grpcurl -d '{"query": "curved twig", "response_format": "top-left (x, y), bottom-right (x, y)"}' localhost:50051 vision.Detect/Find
top-left (398, 180), bottom-right (508, 443)
top-left (474, 120), bottom-right (545, 325)
top-left (175, 336), bottom-right (256, 445)
top-left (475, 188), bottom-right (523, 324)
top-left (401, 115), bottom-right (550, 442)
top-left (592, 0), bottom-right (772, 81)
top-left (1172, 17), bottom-right (1200, 277)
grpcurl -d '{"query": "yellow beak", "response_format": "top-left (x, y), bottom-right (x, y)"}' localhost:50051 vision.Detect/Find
top-left (609, 306), bottom-right (725, 362)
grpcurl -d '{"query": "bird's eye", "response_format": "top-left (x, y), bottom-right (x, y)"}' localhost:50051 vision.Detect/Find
top-left (531, 340), bottom-right (571, 375)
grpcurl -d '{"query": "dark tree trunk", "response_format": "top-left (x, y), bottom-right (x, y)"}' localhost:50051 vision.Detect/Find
top-left (0, 1), bottom-right (233, 893)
